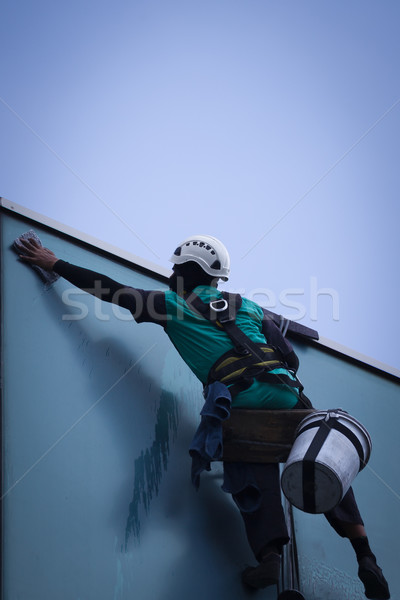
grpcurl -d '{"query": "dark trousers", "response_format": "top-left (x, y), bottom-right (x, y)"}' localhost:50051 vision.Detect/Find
top-left (225, 461), bottom-right (364, 560)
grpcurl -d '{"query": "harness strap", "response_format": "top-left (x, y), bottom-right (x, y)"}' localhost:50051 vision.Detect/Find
top-left (187, 291), bottom-right (279, 359)
top-left (210, 344), bottom-right (283, 383)
top-left (186, 291), bottom-right (306, 399)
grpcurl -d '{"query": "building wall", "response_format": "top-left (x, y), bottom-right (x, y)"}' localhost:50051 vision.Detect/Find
top-left (2, 208), bottom-right (399, 599)
top-left (1, 211), bottom-right (269, 600)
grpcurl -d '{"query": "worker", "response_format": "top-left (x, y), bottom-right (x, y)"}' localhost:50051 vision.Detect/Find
top-left (19, 234), bottom-right (390, 600)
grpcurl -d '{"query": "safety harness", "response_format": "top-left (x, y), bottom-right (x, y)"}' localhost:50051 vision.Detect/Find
top-left (186, 291), bottom-right (309, 403)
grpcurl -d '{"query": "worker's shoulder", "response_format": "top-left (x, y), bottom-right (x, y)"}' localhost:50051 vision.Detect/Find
top-left (237, 294), bottom-right (264, 319)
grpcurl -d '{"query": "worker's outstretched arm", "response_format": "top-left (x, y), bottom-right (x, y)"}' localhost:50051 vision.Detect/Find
top-left (20, 239), bottom-right (165, 322)
top-left (19, 237), bottom-right (128, 300)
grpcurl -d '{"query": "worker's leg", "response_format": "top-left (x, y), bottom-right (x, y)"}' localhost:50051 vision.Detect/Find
top-left (223, 461), bottom-right (288, 558)
top-left (324, 487), bottom-right (390, 599)
top-left (223, 462), bottom-right (288, 589)
top-left (324, 486), bottom-right (364, 534)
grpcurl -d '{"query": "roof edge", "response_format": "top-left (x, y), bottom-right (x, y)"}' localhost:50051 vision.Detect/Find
top-left (312, 335), bottom-right (400, 381)
top-left (2, 198), bottom-right (399, 382)
top-left (0, 197), bottom-right (171, 280)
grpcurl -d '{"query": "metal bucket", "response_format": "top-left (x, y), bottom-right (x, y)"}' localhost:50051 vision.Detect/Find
top-left (281, 409), bottom-right (372, 514)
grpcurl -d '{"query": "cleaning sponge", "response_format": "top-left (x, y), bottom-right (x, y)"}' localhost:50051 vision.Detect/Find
top-left (13, 229), bottom-right (60, 285)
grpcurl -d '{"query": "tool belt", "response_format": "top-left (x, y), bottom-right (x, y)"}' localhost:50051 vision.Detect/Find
top-left (186, 291), bottom-right (308, 400)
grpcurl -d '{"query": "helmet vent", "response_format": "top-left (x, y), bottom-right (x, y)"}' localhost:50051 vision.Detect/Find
top-left (210, 259), bottom-right (221, 270)
top-left (174, 247), bottom-right (182, 256)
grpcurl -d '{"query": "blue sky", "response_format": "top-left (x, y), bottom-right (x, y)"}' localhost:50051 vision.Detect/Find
top-left (1, 0), bottom-right (399, 370)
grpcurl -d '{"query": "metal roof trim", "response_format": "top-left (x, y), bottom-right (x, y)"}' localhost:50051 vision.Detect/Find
top-left (0, 197), bottom-right (171, 279)
top-left (2, 197), bottom-right (399, 381)
top-left (314, 336), bottom-right (400, 381)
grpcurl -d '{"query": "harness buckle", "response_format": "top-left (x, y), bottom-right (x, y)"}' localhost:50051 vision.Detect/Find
top-left (209, 299), bottom-right (229, 312)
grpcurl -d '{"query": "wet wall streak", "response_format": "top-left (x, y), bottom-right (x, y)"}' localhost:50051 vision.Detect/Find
top-left (299, 555), bottom-right (363, 599)
top-left (124, 390), bottom-right (179, 549)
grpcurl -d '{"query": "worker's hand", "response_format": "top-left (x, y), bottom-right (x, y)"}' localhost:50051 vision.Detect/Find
top-left (19, 238), bottom-right (59, 271)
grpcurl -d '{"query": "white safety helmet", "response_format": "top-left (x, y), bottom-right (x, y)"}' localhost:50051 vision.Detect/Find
top-left (170, 234), bottom-right (230, 281)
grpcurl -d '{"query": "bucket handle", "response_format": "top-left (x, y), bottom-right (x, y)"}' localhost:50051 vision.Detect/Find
top-left (299, 415), bottom-right (368, 471)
